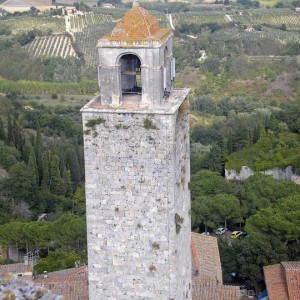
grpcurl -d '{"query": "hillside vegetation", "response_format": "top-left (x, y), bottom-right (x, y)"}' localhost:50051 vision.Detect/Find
top-left (0, 0), bottom-right (299, 287)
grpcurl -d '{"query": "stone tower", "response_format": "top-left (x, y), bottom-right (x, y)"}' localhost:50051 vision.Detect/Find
top-left (81, 3), bottom-right (191, 299)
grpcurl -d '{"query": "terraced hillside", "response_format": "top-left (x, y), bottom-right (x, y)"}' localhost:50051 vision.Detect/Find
top-left (24, 34), bottom-right (77, 58)
top-left (229, 8), bottom-right (300, 30)
top-left (66, 12), bottom-right (114, 33)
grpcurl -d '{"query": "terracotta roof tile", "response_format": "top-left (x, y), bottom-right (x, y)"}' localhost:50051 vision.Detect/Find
top-left (101, 2), bottom-right (171, 44)
top-left (282, 261), bottom-right (300, 300)
top-left (0, 263), bottom-right (32, 275)
top-left (264, 263), bottom-right (289, 300)
top-left (191, 232), bottom-right (223, 283)
top-left (34, 266), bottom-right (88, 300)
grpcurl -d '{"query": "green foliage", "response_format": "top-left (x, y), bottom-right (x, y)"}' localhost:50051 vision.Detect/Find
top-left (241, 173), bottom-right (300, 215)
top-left (34, 250), bottom-right (81, 274)
top-left (226, 131), bottom-right (300, 172)
top-left (85, 117), bottom-right (105, 128)
top-left (190, 170), bottom-right (225, 199)
top-left (175, 213), bottom-right (184, 234)
top-left (0, 77), bottom-right (97, 95)
top-left (4, 162), bottom-right (38, 207)
top-left (51, 213), bottom-right (86, 251)
top-left (245, 195), bottom-right (300, 244)
top-left (15, 29), bottom-right (40, 46)
top-left (143, 118), bottom-right (158, 130)
top-left (212, 194), bottom-right (241, 228)
top-left (0, 141), bottom-right (20, 169)
top-left (236, 237), bottom-right (287, 286)
top-left (192, 196), bottom-right (217, 231)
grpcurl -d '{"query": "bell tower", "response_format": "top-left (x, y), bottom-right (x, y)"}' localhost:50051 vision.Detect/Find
top-left (81, 3), bottom-right (191, 299)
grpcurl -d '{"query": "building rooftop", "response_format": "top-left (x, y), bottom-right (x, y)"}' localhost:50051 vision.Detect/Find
top-left (0, 263), bottom-right (32, 276)
top-left (98, 2), bottom-right (171, 47)
top-left (34, 266), bottom-right (88, 300)
top-left (191, 232), bottom-right (239, 300)
top-left (264, 261), bottom-right (300, 300)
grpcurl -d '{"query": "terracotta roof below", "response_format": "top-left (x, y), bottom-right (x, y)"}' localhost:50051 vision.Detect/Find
top-left (264, 263), bottom-right (289, 300)
top-left (0, 263), bottom-right (32, 276)
top-left (282, 261), bottom-right (300, 300)
top-left (191, 232), bottom-right (223, 283)
top-left (34, 266), bottom-right (88, 300)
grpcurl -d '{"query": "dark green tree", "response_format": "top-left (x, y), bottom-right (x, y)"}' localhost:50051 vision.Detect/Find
top-left (0, 116), bottom-right (5, 141)
top-left (34, 127), bottom-right (44, 184)
top-left (66, 146), bottom-right (81, 188)
top-left (212, 193), bottom-right (241, 229)
top-left (34, 250), bottom-right (81, 274)
top-left (41, 150), bottom-right (51, 190)
top-left (4, 162), bottom-right (37, 207)
top-left (190, 169), bottom-right (225, 200)
top-left (7, 112), bottom-right (12, 145)
top-left (49, 155), bottom-right (66, 196)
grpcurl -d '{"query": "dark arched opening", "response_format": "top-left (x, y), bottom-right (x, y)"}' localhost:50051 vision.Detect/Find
top-left (120, 54), bottom-right (142, 95)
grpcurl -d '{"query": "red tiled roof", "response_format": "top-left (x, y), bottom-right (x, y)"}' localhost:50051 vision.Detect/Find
top-left (264, 263), bottom-right (289, 300)
top-left (0, 263), bottom-right (32, 275)
top-left (191, 232), bottom-right (239, 300)
top-left (282, 261), bottom-right (300, 300)
top-left (101, 2), bottom-right (171, 43)
top-left (191, 232), bottom-right (223, 283)
top-left (192, 276), bottom-right (240, 300)
top-left (34, 266), bottom-right (88, 300)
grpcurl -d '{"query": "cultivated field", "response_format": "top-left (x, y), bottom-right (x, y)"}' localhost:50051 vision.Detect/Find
top-left (66, 12), bottom-right (114, 33)
top-left (24, 34), bottom-right (77, 58)
top-left (0, 0), bottom-right (54, 12)
top-left (230, 9), bottom-right (300, 30)
top-left (2, 16), bottom-right (65, 34)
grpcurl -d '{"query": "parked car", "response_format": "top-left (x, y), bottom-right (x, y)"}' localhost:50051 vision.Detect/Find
top-left (239, 232), bottom-right (248, 239)
top-left (215, 227), bottom-right (226, 235)
top-left (231, 231), bottom-right (243, 239)
top-left (200, 232), bottom-right (210, 236)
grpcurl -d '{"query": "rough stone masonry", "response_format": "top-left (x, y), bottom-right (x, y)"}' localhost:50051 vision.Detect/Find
top-left (81, 3), bottom-right (191, 299)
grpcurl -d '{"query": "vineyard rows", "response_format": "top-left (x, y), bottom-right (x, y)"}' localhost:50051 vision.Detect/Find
top-left (172, 11), bottom-right (228, 26)
top-left (2, 16), bottom-right (65, 34)
top-left (74, 23), bottom-right (114, 66)
top-left (24, 34), bottom-right (77, 58)
top-left (66, 12), bottom-right (114, 33)
top-left (211, 27), bottom-right (300, 44)
top-left (230, 10), bottom-right (300, 30)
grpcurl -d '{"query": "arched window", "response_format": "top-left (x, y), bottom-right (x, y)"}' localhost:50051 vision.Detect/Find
top-left (120, 54), bottom-right (142, 95)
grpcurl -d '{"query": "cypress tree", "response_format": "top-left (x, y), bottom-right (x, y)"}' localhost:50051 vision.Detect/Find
top-left (12, 119), bottom-right (25, 152)
top-left (7, 112), bottom-right (12, 145)
top-left (41, 150), bottom-right (51, 190)
top-left (0, 116), bottom-right (5, 141)
top-left (66, 146), bottom-right (81, 188)
top-left (35, 127), bottom-right (43, 184)
top-left (49, 155), bottom-right (66, 196)
top-left (28, 143), bottom-right (38, 185)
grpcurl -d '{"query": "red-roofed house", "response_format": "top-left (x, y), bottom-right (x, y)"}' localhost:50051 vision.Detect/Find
top-left (34, 266), bottom-right (88, 300)
top-left (191, 232), bottom-right (240, 300)
top-left (264, 261), bottom-right (300, 300)
top-left (0, 263), bottom-right (32, 279)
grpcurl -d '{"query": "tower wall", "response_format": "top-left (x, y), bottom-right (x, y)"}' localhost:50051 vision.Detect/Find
top-left (82, 94), bottom-right (191, 299)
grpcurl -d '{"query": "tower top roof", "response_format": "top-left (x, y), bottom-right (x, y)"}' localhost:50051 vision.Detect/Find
top-left (99, 2), bottom-right (171, 46)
